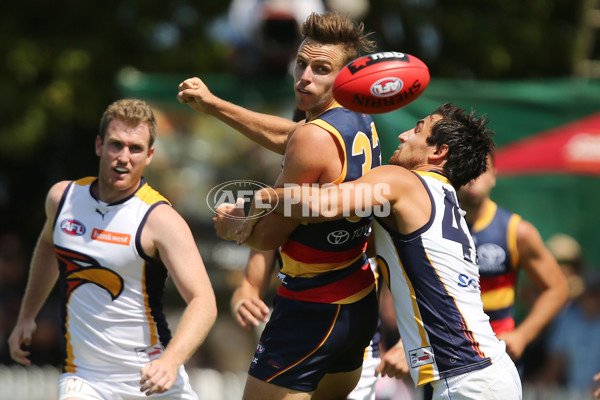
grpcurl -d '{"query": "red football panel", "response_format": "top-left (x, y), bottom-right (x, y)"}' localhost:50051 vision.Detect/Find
top-left (336, 56), bottom-right (427, 84)
top-left (333, 53), bottom-right (430, 114)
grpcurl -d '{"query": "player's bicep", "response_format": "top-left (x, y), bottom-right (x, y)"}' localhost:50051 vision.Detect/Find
top-left (144, 205), bottom-right (209, 297)
top-left (41, 181), bottom-right (70, 244)
top-left (278, 124), bottom-right (341, 186)
top-left (517, 220), bottom-right (564, 289)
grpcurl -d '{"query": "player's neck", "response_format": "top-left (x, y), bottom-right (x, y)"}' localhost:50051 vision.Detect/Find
top-left (92, 179), bottom-right (141, 204)
top-left (305, 98), bottom-right (337, 121)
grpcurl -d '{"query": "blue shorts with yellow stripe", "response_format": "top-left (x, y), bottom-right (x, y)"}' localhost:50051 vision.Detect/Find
top-left (248, 288), bottom-right (379, 392)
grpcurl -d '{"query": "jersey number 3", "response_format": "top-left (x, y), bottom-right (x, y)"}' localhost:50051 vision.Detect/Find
top-left (352, 122), bottom-right (380, 176)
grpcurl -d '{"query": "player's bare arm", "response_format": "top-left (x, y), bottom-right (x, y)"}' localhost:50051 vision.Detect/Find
top-left (498, 219), bottom-right (568, 360)
top-left (221, 122), bottom-right (343, 249)
top-left (375, 339), bottom-right (409, 379)
top-left (239, 165), bottom-right (432, 243)
top-left (139, 203), bottom-right (217, 395)
top-left (8, 181), bottom-right (68, 365)
top-left (231, 249), bottom-right (276, 329)
top-left (177, 77), bottom-right (299, 154)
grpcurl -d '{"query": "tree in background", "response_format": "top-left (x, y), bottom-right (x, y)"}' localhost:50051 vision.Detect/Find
top-left (0, 0), bottom-right (587, 248)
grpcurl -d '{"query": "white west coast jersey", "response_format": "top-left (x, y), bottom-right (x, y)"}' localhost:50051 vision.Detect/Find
top-left (374, 171), bottom-right (506, 387)
top-left (53, 177), bottom-right (173, 377)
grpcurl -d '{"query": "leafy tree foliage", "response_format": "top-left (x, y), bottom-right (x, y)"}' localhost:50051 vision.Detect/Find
top-left (364, 0), bottom-right (585, 79)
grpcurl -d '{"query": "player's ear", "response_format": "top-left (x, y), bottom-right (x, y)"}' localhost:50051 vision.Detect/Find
top-left (431, 143), bottom-right (449, 160)
top-left (145, 146), bottom-right (155, 166)
top-left (95, 136), bottom-right (102, 157)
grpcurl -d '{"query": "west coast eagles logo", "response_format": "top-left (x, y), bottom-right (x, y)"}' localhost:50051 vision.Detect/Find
top-left (55, 246), bottom-right (124, 300)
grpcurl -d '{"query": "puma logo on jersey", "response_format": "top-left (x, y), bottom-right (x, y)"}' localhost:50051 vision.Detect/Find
top-left (55, 246), bottom-right (124, 300)
top-left (95, 208), bottom-right (108, 219)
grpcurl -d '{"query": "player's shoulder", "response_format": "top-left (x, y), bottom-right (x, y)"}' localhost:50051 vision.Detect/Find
top-left (312, 105), bottom-right (373, 127)
top-left (136, 182), bottom-right (171, 206)
top-left (48, 177), bottom-right (97, 198)
top-left (494, 203), bottom-right (519, 218)
top-left (47, 180), bottom-right (72, 201)
top-left (142, 202), bottom-right (195, 256)
top-left (515, 217), bottom-right (541, 244)
top-left (43, 180), bottom-right (74, 219)
top-left (287, 121), bottom-right (340, 152)
top-left (144, 201), bottom-right (185, 231)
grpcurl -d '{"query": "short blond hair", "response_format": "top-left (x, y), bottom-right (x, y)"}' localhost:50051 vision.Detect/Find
top-left (99, 99), bottom-right (157, 146)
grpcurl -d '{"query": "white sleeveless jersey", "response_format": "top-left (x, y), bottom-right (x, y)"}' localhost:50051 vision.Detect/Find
top-left (53, 177), bottom-right (173, 377)
top-left (374, 171), bottom-right (506, 387)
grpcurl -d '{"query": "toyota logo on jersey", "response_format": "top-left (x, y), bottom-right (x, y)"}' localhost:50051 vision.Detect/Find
top-left (327, 230), bottom-right (350, 245)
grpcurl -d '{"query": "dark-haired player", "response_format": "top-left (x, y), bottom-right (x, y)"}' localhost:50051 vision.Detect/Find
top-left (240, 103), bottom-right (523, 399)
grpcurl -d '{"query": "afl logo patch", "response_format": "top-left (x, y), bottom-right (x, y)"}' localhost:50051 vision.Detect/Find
top-left (371, 77), bottom-right (404, 97)
top-left (256, 342), bottom-right (265, 354)
top-left (60, 219), bottom-right (86, 236)
top-left (327, 230), bottom-right (349, 245)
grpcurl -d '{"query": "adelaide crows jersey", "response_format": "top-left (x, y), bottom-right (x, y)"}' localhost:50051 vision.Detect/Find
top-left (278, 103), bottom-right (381, 304)
top-left (373, 171), bottom-right (506, 387)
top-left (53, 177), bottom-right (173, 377)
top-left (470, 200), bottom-right (521, 334)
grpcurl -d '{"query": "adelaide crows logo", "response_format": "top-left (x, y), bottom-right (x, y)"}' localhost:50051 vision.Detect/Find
top-left (55, 246), bottom-right (124, 300)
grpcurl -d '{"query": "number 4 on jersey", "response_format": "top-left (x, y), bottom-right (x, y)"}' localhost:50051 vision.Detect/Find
top-left (441, 188), bottom-right (476, 263)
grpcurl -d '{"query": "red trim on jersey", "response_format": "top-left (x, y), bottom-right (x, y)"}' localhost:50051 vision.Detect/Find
top-left (479, 270), bottom-right (517, 293)
top-left (281, 239), bottom-right (367, 264)
top-left (277, 262), bottom-right (374, 303)
top-left (490, 317), bottom-right (515, 334)
top-left (458, 318), bottom-right (486, 359)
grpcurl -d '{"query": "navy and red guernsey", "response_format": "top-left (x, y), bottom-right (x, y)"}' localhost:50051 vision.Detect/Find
top-left (469, 200), bottom-right (522, 334)
top-left (278, 103), bottom-right (381, 304)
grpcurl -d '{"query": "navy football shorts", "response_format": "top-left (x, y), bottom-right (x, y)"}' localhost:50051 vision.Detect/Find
top-left (248, 288), bottom-right (379, 392)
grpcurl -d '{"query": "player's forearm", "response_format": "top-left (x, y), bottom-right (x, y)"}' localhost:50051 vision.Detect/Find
top-left (245, 250), bottom-right (277, 298)
top-left (514, 289), bottom-right (567, 344)
top-left (241, 228), bottom-right (284, 251)
top-left (231, 284), bottom-right (255, 315)
top-left (207, 97), bottom-right (295, 154)
top-left (162, 296), bottom-right (217, 366)
top-left (241, 212), bottom-right (298, 250)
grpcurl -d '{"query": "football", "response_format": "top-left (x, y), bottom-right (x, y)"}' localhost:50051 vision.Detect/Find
top-left (333, 51), bottom-right (430, 114)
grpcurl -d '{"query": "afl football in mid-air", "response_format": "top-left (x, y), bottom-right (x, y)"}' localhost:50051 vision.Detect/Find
top-left (333, 51), bottom-right (430, 114)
